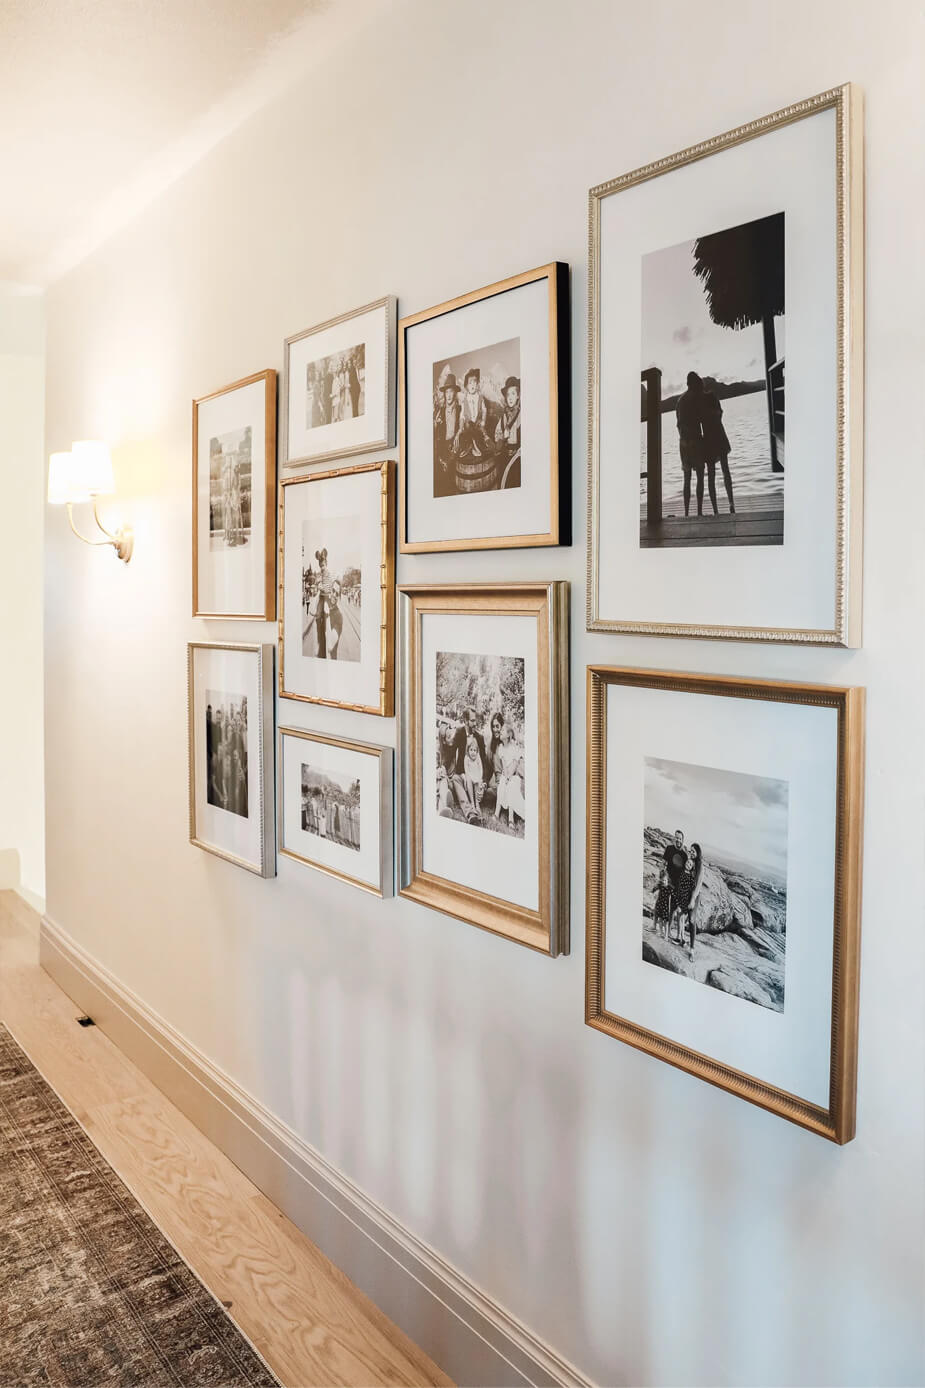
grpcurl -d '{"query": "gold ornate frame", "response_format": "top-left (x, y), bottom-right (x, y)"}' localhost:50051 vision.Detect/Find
top-left (398, 582), bottom-right (569, 956)
top-left (585, 665), bottom-right (865, 1143)
top-left (278, 460), bottom-right (395, 716)
top-left (586, 84), bottom-right (864, 645)
top-left (398, 262), bottom-right (570, 553)
top-left (192, 369), bottom-right (277, 620)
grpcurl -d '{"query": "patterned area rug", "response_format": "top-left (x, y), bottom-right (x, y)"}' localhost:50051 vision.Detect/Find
top-left (0, 1024), bottom-right (279, 1387)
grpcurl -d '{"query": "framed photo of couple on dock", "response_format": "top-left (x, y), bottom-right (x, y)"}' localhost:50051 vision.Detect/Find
top-left (585, 665), bottom-right (865, 1144)
top-left (587, 84), bottom-right (864, 645)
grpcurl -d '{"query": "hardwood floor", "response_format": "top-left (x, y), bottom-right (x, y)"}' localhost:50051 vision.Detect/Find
top-left (0, 891), bottom-right (452, 1388)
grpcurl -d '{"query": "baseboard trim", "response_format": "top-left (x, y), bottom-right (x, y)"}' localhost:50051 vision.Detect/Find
top-left (40, 915), bottom-right (593, 1388)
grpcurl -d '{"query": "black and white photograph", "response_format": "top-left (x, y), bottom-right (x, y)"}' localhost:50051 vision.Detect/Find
top-left (432, 337), bottom-right (522, 499)
top-left (205, 690), bottom-right (249, 819)
top-left (435, 651), bottom-right (526, 839)
top-left (642, 755), bottom-right (788, 1012)
top-left (300, 762), bottom-right (360, 850)
top-left (208, 426), bottom-right (252, 549)
top-left (639, 212), bottom-right (785, 549)
top-left (300, 514), bottom-right (362, 662)
top-left (305, 344), bottom-right (365, 429)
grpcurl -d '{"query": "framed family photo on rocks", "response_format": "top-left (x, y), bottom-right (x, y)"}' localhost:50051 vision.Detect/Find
top-left (585, 666), bottom-right (864, 1143)
top-left (399, 263), bottom-right (570, 553)
top-left (587, 84), bottom-right (864, 644)
top-left (188, 642), bottom-right (276, 877)
top-left (398, 582), bottom-right (569, 956)
top-left (279, 727), bottom-right (393, 896)
top-left (283, 297), bottom-right (396, 469)
top-left (192, 370), bottom-right (277, 620)
top-left (279, 460), bottom-right (394, 716)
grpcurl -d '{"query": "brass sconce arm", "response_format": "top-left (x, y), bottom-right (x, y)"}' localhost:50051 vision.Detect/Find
top-left (66, 500), bottom-right (134, 563)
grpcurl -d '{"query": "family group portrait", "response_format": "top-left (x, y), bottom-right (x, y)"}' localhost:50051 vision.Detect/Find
top-left (639, 210), bottom-right (786, 549)
top-left (300, 763), bottom-right (360, 851)
top-left (300, 515), bottom-right (362, 662)
top-left (641, 755), bottom-right (788, 1013)
top-left (435, 651), bottom-right (526, 839)
top-left (205, 692), bottom-right (249, 819)
top-left (208, 426), bottom-right (252, 550)
top-left (305, 344), bottom-right (365, 429)
top-left (432, 336), bottom-right (522, 499)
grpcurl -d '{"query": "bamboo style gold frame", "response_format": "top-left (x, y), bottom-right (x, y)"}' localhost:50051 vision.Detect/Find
top-left (278, 460), bottom-right (395, 717)
top-left (587, 84), bottom-right (864, 645)
top-left (399, 262), bottom-right (570, 553)
top-left (585, 665), bottom-right (865, 1143)
top-left (398, 582), bottom-right (569, 956)
top-left (279, 727), bottom-right (393, 897)
top-left (192, 370), bottom-right (277, 620)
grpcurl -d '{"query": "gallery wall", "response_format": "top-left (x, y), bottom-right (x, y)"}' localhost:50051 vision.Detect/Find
top-left (43, 1), bottom-right (924, 1384)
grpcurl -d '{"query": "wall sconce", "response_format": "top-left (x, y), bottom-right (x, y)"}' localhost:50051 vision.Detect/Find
top-left (48, 441), bottom-right (133, 563)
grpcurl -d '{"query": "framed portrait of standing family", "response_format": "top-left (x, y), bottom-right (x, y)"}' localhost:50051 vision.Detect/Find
top-left (399, 263), bottom-right (570, 553)
top-left (587, 84), bottom-right (864, 644)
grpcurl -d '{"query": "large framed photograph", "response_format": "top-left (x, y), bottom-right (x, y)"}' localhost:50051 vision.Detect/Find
top-left (586, 666), bottom-right (864, 1142)
top-left (283, 297), bottom-right (396, 469)
top-left (193, 370), bottom-right (277, 620)
top-left (188, 642), bottom-right (275, 877)
top-left (279, 460), bottom-right (394, 716)
top-left (399, 582), bottom-right (569, 956)
top-left (399, 263), bottom-right (570, 553)
top-left (279, 727), bottom-right (393, 896)
top-left (587, 84), bottom-right (863, 644)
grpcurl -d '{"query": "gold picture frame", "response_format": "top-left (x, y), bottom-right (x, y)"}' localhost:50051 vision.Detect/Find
top-left (398, 581), bottom-right (569, 956)
top-left (587, 84), bottom-right (864, 645)
top-left (192, 369), bottom-right (277, 620)
top-left (278, 459), bottom-right (395, 716)
top-left (585, 665), bottom-right (865, 1143)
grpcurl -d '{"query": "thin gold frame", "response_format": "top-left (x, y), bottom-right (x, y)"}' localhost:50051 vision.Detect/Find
top-left (187, 641), bottom-right (276, 878)
top-left (399, 263), bottom-right (570, 553)
top-left (278, 727), bottom-right (393, 897)
top-left (278, 460), bottom-right (395, 717)
top-left (192, 369), bottom-right (277, 620)
top-left (585, 665), bottom-right (865, 1143)
top-left (282, 296), bottom-right (396, 470)
top-left (586, 84), bottom-right (864, 646)
top-left (398, 582), bottom-right (570, 956)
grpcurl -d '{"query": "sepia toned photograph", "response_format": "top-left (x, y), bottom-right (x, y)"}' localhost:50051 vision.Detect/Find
top-left (642, 755), bottom-right (788, 1012)
top-left (639, 211), bottom-right (785, 549)
top-left (305, 344), bottom-right (365, 429)
top-left (300, 514), bottom-right (362, 662)
top-left (432, 337), bottom-right (522, 499)
top-left (205, 690), bottom-right (249, 819)
top-left (300, 762), bottom-right (360, 850)
top-left (435, 650), bottom-right (526, 839)
top-left (208, 426), bottom-right (252, 550)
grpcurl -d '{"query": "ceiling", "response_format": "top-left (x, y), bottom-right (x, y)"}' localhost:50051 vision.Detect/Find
top-left (0, 0), bottom-right (381, 286)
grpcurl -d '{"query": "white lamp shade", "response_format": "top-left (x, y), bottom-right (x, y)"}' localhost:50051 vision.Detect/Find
top-left (47, 451), bottom-right (91, 505)
top-left (70, 440), bottom-right (115, 496)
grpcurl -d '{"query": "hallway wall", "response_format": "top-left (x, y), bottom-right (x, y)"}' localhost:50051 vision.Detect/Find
top-left (42, 2), bottom-right (925, 1384)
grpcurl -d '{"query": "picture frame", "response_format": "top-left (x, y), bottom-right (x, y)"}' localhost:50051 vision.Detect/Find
top-left (188, 641), bottom-right (276, 877)
top-left (399, 262), bottom-right (570, 553)
top-left (398, 582), bottom-right (569, 956)
top-left (585, 665), bottom-right (864, 1143)
top-left (283, 296), bottom-right (396, 469)
top-left (279, 459), bottom-right (395, 716)
top-left (192, 369), bottom-right (277, 620)
top-left (587, 84), bottom-right (864, 645)
top-left (279, 727), bottom-right (393, 897)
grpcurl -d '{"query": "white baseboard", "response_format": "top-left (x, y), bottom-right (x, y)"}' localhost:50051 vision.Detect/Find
top-left (40, 915), bottom-right (593, 1388)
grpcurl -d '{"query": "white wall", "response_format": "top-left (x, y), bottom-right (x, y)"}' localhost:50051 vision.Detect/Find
top-left (43, 2), bottom-right (925, 1384)
top-left (1, 288), bottom-right (45, 907)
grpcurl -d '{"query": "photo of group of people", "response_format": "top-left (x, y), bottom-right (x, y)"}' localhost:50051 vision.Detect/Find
top-left (300, 515), bottom-right (362, 662)
top-left (435, 652), bottom-right (526, 839)
top-left (301, 763), bottom-right (360, 851)
top-left (305, 344), bottom-right (365, 429)
top-left (432, 337), bottom-right (522, 499)
top-left (206, 692), bottom-right (249, 819)
top-left (208, 427), bottom-right (252, 550)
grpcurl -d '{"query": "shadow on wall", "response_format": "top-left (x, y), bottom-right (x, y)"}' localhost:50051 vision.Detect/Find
top-left (0, 849), bottom-right (21, 890)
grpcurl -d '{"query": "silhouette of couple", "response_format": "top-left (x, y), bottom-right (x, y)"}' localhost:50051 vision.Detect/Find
top-left (676, 371), bottom-right (736, 518)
